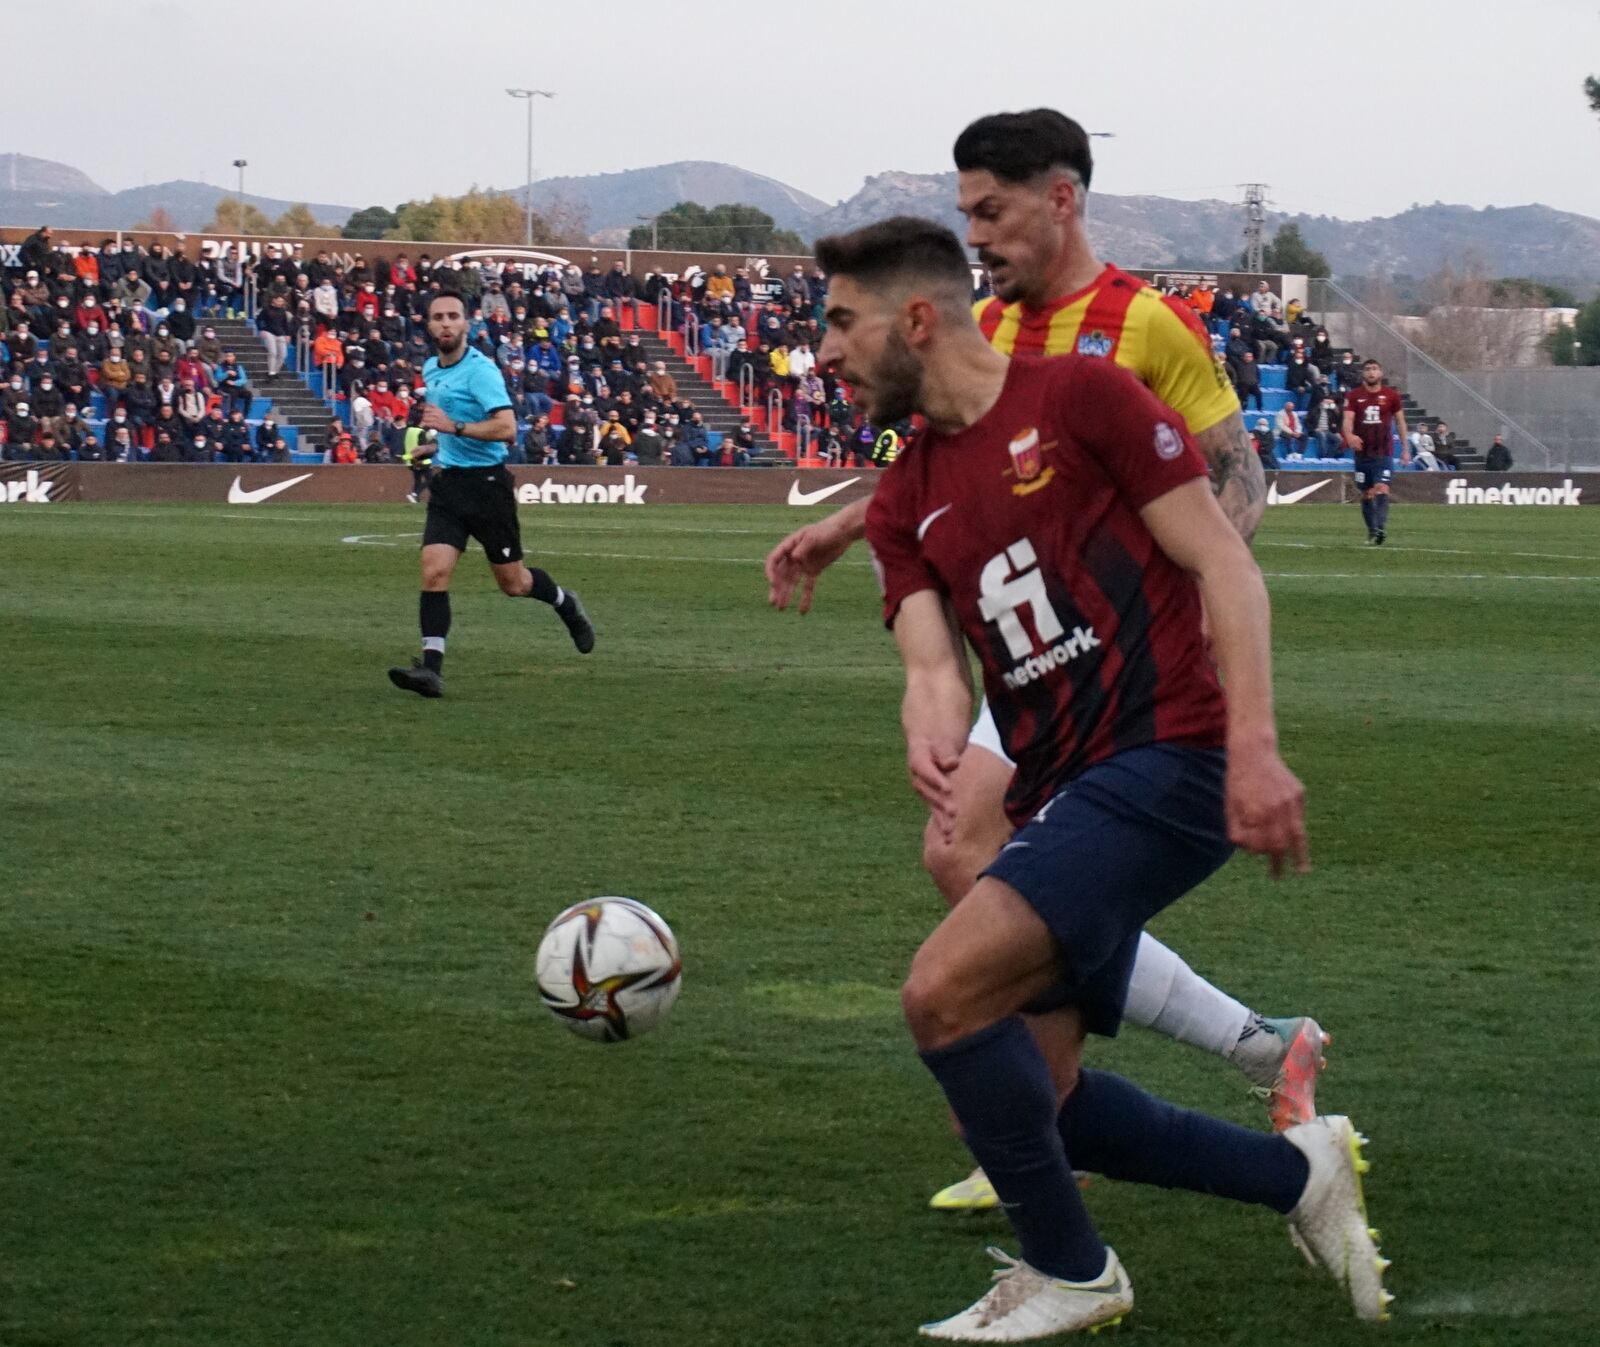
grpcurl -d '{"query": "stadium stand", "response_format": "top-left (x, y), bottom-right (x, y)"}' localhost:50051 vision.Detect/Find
top-left (0, 224), bottom-right (1477, 470)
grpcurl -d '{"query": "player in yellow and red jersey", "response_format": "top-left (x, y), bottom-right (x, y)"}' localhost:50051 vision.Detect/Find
top-left (767, 110), bottom-right (1331, 1213)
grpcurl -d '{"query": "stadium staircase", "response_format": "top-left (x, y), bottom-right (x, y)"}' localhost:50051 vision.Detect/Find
top-left (206, 317), bottom-right (332, 455)
top-left (1254, 357), bottom-right (1484, 469)
top-left (632, 328), bottom-right (789, 465)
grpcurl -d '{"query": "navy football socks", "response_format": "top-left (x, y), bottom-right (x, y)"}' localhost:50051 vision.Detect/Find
top-left (1058, 1069), bottom-right (1309, 1214)
top-left (920, 1019), bottom-right (1107, 1281)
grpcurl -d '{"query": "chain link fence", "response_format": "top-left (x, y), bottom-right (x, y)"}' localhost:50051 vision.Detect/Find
top-left (1310, 279), bottom-right (1596, 471)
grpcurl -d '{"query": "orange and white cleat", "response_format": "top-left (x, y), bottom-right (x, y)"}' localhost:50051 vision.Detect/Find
top-left (1243, 1016), bottom-right (1332, 1132)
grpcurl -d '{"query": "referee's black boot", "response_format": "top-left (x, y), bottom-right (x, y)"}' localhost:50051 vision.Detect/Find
top-left (557, 589), bottom-right (596, 655)
top-left (388, 659), bottom-right (444, 697)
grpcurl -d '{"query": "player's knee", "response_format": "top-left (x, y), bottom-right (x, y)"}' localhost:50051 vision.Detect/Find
top-left (495, 569), bottom-right (527, 596)
top-left (901, 958), bottom-right (974, 1050)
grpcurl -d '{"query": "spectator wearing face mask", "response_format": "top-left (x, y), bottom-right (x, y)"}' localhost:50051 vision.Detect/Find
top-left (143, 246), bottom-right (173, 308)
top-left (1306, 397), bottom-right (1343, 457)
top-left (114, 269), bottom-right (152, 312)
top-left (75, 318), bottom-right (108, 365)
top-left (194, 326), bottom-right (223, 366)
top-left (4, 401), bottom-right (39, 458)
top-left (98, 347), bottom-right (132, 399)
top-left (30, 373), bottom-right (66, 442)
top-left (1285, 351), bottom-right (1316, 413)
top-left (53, 346), bottom-right (89, 407)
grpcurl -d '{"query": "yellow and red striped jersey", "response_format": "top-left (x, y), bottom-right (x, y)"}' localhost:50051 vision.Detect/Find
top-left (975, 264), bottom-right (1239, 437)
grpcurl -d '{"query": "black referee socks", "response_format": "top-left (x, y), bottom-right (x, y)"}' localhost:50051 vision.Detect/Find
top-left (420, 590), bottom-right (450, 672)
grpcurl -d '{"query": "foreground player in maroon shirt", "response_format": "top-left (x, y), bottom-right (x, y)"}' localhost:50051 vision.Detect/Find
top-left (814, 217), bottom-right (1387, 1339)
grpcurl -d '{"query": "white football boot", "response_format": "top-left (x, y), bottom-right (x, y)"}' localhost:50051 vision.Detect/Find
top-left (1283, 1115), bottom-right (1393, 1322)
top-left (919, 1247), bottom-right (1133, 1341)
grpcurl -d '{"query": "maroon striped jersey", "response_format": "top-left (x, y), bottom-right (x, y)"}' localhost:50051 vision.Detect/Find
top-left (1343, 382), bottom-right (1404, 457)
top-left (866, 353), bottom-right (1227, 825)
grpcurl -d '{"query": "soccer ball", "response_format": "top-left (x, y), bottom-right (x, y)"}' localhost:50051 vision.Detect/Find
top-left (535, 897), bottom-right (682, 1042)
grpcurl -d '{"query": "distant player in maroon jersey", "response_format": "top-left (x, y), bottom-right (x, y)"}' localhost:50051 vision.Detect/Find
top-left (814, 217), bottom-right (1385, 1338)
top-left (1342, 359), bottom-right (1410, 544)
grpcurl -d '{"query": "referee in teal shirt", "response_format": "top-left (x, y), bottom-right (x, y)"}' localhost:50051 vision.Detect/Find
top-left (388, 288), bottom-right (594, 698)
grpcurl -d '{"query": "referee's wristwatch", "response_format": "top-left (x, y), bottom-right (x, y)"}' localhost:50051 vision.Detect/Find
top-left (452, 420), bottom-right (465, 437)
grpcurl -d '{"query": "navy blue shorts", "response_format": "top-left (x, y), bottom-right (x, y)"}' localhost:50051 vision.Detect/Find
top-left (1353, 456), bottom-right (1393, 491)
top-left (982, 744), bottom-right (1233, 1038)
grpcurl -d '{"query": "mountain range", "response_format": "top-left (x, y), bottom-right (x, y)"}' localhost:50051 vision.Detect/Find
top-left (4, 152), bottom-right (1598, 293)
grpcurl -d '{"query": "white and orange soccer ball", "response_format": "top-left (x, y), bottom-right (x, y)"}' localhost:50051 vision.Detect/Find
top-left (535, 897), bottom-right (682, 1042)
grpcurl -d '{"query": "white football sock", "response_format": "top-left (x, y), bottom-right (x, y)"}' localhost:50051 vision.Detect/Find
top-left (1122, 932), bottom-right (1253, 1059)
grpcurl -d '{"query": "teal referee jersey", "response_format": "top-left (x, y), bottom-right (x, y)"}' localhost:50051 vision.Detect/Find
top-left (424, 346), bottom-right (514, 468)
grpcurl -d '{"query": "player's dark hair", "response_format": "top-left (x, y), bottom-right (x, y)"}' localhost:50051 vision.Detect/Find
top-left (1362, 358), bottom-right (1381, 368)
top-left (814, 217), bottom-right (971, 297)
top-left (954, 109), bottom-right (1094, 189)
top-left (427, 287), bottom-right (467, 316)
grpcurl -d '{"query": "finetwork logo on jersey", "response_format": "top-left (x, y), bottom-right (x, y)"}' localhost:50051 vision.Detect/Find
top-left (977, 538), bottom-right (1101, 690)
top-left (1445, 478), bottom-right (1584, 506)
top-left (0, 468), bottom-right (56, 503)
top-left (517, 474), bottom-right (649, 505)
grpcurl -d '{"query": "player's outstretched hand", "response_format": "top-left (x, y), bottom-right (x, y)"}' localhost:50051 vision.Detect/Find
top-left (419, 403), bottom-right (454, 435)
top-left (765, 518), bottom-right (853, 614)
top-left (907, 740), bottom-right (961, 840)
top-left (1226, 745), bottom-right (1310, 878)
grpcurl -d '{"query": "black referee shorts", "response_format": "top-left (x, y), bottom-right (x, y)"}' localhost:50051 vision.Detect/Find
top-left (423, 466), bottom-right (523, 563)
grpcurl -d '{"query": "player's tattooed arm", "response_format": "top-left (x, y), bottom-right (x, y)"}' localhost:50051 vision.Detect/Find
top-left (1193, 411), bottom-right (1266, 544)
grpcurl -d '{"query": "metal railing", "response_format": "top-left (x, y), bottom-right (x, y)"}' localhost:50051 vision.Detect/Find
top-left (766, 388), bottom-right (785, 448)
top-left (683, 316), bottom-right (700, 358)
top-left (1310, 278), bottom-right (1568, 471)
top-left (707, 347), bottom-right (729, 385)
top-left (796, 418), bottom-right (813, 461)
top-left (657, 292), bottom-right (671, 335)
top-left (738, 362), bottom-right (755, 410)
top-left (242, 272), bottom-right (258, 320)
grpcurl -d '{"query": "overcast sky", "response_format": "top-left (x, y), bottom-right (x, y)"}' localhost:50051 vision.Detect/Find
top-left (9, 0), bottom-right (1599, 222)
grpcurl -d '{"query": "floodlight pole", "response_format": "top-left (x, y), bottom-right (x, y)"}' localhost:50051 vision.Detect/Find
top-left (506, 89), bottom-right (555, 247)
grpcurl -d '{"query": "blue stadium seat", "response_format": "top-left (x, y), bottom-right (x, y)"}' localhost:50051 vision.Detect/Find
top-left (1260, 364), bottom-right (1287, 391)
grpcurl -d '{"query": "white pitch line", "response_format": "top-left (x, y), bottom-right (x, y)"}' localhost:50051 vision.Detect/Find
top-left (1260, 539), bottom-right (1600, 563)
top-left (332, 534), bottom-right (1597, 581)
top-left (1262, 571), bottom-right (1600, 582)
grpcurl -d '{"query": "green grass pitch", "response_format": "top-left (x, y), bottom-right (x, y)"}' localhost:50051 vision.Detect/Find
top-left (3, 500), bottom-right (1597, 1346)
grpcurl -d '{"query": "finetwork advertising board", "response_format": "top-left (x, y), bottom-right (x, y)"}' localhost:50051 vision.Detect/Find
top-left (8, 463), bottom-right (1595, 508)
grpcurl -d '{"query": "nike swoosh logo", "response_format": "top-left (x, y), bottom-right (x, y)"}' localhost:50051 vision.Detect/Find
top-left (228, 473), bottom-right (314, 505)
top-left (787, 476), bottom-right (860, 507)
top-left (1267, 477), bottom-right (1331, 506)
top-left (917, 504), bottom-right (953, 541)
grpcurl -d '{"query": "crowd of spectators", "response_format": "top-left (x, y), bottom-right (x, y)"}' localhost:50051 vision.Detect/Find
top-left (1160, 277), bottom-right (1464, 470)
top-left (5, 224), bottom-right (1487, 473)
top-left (0, 226), bottom-right (289, 461)
top-left (296, 250), bottom-right (884, 467)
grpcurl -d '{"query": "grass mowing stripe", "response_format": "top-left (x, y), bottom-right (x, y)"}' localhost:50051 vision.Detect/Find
top-left (2, 500), bottom-right (1596, 1345)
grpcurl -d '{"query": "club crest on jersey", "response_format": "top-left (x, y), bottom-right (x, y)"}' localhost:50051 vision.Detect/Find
top-left (1076, 329), bottom-right (1115, 358)
top-left (1005, 427), bottom-right (1056, 495)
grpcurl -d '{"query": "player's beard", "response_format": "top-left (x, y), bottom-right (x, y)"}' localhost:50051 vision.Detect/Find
top-left (862, 328), bottom-right (922, 426)
top-left (435, 331), bottom-right (464, 356)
